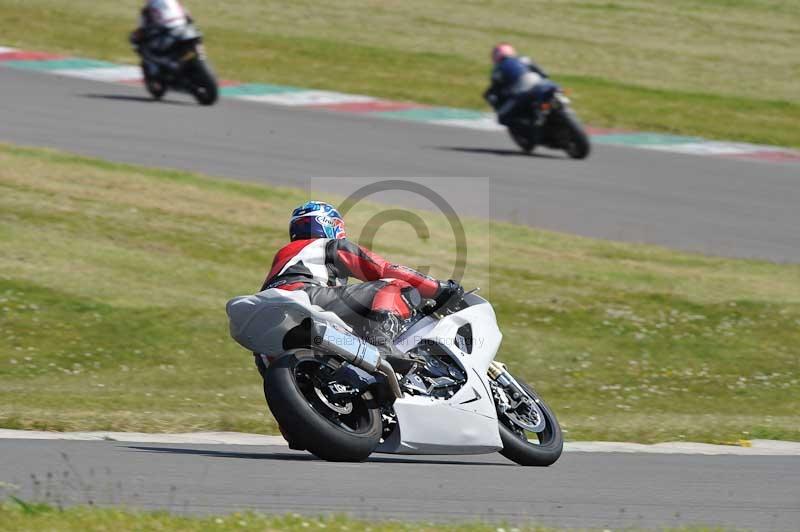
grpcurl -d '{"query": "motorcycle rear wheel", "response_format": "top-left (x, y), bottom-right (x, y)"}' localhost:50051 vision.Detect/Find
top-left (264, 350), bottom-right (382, 462)
top-left (498, 376), bottom-right (563, 466)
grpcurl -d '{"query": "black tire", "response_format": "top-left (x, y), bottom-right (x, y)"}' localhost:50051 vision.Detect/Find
top-left (186, 59), bottom-right (218, 106)
top-left (142, 63), bottom-right (167, 101)
top-left (498, 377), bottom-right (563, 466)
top-left (555, 110), bottom-right (590, 159)
top-left (508, 127), bottom-right (534, 154)
top-left (264, 350), bottom-right (382, 462)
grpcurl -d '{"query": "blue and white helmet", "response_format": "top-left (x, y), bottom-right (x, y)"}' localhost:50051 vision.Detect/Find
top-left (289, 201), bottom-right (346, 241)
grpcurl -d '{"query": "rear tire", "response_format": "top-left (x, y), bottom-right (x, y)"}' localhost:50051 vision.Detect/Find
top-left (187, 59), bottom-right (218, 106)
top-left (264, 350), bottom-right (382, 462)
top-left (498, 377), bottom-right (563, 466)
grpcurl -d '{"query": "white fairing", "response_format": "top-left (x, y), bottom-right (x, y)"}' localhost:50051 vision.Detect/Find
top-left (228, 290), bottom-right (504, 455)
top-left (378, 294), bottom-right (504, 454)
top-left (377, 393), bottom-right (502, 454)
top-left (226, 289), bottom-right (350, 356)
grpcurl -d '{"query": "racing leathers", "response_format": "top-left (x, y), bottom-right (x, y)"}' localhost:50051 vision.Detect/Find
top-left (260, 238), bottom-right (454, 364)
top-left (130, 0), bottom-right (191, 58)
top-left (484, 55), bottom-right (549, 126)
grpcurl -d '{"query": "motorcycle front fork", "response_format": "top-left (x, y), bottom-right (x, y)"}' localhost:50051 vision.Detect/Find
top-left (488, 361), bottom-right (531, 407)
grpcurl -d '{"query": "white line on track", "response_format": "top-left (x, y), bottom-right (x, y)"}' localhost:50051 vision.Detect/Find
top-left (0, 430), bottom-right (287, 446)
top-left (563, 440), bottom-right (800, 455)
top-left (51, 66), bottom-right (143, 83)
top-left (644, 141), bottom-right (788, 156)
top-left (237, 91), bottom-right (376, 106)
top-left (1, 430), bottom-right (798, 455)
top-left (430, 118), bottom-right (505, 131)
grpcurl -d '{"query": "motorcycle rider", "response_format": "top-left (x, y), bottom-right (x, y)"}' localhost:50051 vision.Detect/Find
top-left (483, 43), bottom-right (549, 127)
top-left (259, 201), bottom-right (463, 370)
top-left (130, 0), bottom-right (192, 63)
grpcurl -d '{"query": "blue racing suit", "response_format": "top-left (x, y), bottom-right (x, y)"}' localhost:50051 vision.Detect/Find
top-left (483, 56), bottom-right (549, 126)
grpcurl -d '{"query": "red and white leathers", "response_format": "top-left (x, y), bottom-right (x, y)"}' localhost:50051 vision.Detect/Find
top-left (261, 238), bottom-right (443, 332)
top-left (140, 0), bottom-right (189, 30)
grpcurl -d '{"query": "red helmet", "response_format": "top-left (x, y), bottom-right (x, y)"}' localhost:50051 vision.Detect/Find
top-left (491, 43), bottom-right (516, 64)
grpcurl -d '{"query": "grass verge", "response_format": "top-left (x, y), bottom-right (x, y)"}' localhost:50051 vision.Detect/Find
top-left (0, 0), bottom-right (798, 147)
top-left (0, 500), bottom-right (728, 531)
top-left (1, 142), bottom-right (799, 443)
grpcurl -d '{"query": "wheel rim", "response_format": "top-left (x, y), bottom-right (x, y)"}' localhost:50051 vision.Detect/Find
top-left (292, 358), bottom-right (373, 434)
top-left (506, 398), bottom-right (546, 433)
top-left (498, 386), bottom-right (557, 446)
top-left (503, 412), bottom-right (555, 446)
top-left (313, 386), bottom-right (353, 415)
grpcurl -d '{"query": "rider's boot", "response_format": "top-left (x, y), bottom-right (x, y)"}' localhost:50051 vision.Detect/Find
top-left (362, 312), bottom-right (420, 374)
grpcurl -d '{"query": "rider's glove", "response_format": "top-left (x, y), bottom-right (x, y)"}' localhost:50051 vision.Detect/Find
top-left (434, 279), bottom-right (464, 308)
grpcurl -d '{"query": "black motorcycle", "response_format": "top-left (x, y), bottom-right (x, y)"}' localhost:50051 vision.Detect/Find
top-left (134, 24), bottom-right (218, 106)
top-left (505, 81), bottom-right (590, 159)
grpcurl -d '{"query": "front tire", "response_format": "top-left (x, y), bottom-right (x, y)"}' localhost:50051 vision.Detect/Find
top-left (498, 377), bottom-right (563, 466)
top-left (554, 110), bottom-right (590, 159)
top-left (142, 63), bottom-right (167, 101)
top-left (508, 126), bottom-right (534, 154)
top-left (264, 350), bottom-right (382, 462)
top-left (186, 59), bottom-right (218, 106)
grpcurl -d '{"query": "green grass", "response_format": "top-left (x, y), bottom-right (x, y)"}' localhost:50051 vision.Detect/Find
top-left (0, 500), bottom-right (730, 531)
top-left (0, 0), bottom-right (799, 147)
top-left (1, 142), bottom-right (799, 443)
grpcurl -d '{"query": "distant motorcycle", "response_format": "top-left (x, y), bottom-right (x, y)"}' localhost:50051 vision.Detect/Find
top-left (227, 287), bottom-right (563, 466)
top-left (505, 81), bottom-right (590, 159)
top-left (133, 24), bottom-right (218, 106)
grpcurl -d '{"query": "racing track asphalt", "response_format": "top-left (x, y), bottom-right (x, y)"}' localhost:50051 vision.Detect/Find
top-left (1, 67), bottom-right (799, 262)
top-left (1, 439), bottom-right (799, 530)
top-left (2, 68), bottom-right (800, 530)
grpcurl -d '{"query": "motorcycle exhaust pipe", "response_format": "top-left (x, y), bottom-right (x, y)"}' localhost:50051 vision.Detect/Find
top-left (377, 359), bottom-right (404, 400)
top-left (286, 319), bottom-right (403, 399)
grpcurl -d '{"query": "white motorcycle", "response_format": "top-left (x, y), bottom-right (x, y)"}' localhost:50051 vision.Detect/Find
top-left (226, 288), bottom-right (563, 466)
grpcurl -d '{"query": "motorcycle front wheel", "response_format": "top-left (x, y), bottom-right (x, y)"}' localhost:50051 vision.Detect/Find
top-left (508, 126), bottom-right (535, 154)
top-left (186, 58), bottom-right (218, 106)
top-left (142, 63), bottom-right (167, 101)
top-left (552, 110), bottom-right (590, 159)
top-left (497, 376), bottom-right (563, 466)
top-left (264, 350), bottom-right (382, 462)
